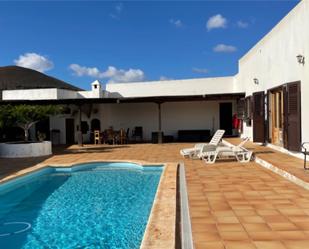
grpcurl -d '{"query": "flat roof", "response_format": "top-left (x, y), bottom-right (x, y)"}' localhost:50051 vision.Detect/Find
top-left (0, 92), bottom-right (245, 105)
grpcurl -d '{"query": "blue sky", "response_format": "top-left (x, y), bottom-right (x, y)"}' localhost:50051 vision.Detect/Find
top-left (0, 1), bottom-right (299, 90)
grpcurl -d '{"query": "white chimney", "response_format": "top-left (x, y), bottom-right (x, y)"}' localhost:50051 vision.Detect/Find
top-left (91, 80), bottom-right (103, 98)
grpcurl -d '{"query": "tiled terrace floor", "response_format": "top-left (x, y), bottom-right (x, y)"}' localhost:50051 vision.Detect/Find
top-left (227, 138), bottom-right (309, 184)
top-left (1, 142), bottom-right (309, 248)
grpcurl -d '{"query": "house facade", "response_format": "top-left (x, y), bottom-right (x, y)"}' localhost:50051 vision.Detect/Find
top-left (0, 1), bottom-right (308, 152)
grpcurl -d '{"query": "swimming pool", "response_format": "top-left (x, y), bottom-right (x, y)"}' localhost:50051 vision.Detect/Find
top-left (0, 162), bottom-right (163, 249)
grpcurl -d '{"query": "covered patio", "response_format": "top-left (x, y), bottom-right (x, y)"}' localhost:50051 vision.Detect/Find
top-left (0, 92), bottom-right (245, 146)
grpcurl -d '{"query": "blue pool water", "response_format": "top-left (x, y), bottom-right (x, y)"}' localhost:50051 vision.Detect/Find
top-left (0, 162), bottom-right (162, 249)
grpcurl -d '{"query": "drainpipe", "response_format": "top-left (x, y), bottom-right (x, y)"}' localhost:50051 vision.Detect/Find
top-left (77, 105), bottom-right (83, 146)
top-left (157, 102), bottom-right (163, 144)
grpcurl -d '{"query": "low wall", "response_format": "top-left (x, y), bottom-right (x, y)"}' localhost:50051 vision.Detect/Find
top-left (0, 141), bottom-right (52, 158)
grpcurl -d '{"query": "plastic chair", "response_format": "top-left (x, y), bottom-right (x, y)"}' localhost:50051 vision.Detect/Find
top-left (94, 130), bottom-right (101, 145)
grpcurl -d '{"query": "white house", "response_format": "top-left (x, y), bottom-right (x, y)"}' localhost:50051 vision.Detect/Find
top-left (0, 0), bottom-right (308, 153)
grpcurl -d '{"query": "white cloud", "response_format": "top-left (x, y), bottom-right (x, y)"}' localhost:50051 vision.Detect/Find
top-left (192, 67), bottom-right (209, 74)
top-left (213, 44), bottom-right (237, 53)
top-left (159, 76), bottom-right (173, 81)
top-left (237, 20), bottom-right (249, 28)
top-left (206, 14), bottom-right (227, 31)
top-left (169, 19), bottom-right (183, 28)
top-left (110, 2), bottom-right (123, 19)
top-left (69, 64), bottom-right (145, 83)
top-left (14, 53), bottom-right (54, 73)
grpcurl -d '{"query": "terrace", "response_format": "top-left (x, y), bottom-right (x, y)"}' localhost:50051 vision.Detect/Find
top-left (1, 140), bottom-right (309, 249)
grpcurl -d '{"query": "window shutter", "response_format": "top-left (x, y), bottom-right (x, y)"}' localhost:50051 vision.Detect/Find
top-left (237, 98), bottom-right (245, 119)
top-left (286, 82), bottom-right (301, 151)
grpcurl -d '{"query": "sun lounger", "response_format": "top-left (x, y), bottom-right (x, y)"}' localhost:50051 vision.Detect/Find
top-left (180, 129), bottom-right (225, 159)
top-left (201, 137), bottom-right (252, 164)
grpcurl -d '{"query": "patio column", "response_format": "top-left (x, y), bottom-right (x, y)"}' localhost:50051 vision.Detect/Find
top-left (157, 102), bottom-right (163, 144)
top-left (77, 105), bottom-right (83, 146)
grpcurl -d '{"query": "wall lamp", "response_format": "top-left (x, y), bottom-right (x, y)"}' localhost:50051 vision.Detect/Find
top-left (253, 78), bottom-right (259, 85)
top-left (296, 54), bottom-right (305, 65)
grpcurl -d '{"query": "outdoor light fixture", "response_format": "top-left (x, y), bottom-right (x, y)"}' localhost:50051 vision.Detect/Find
top-left (296, 54), bottom-right (305, 65)
top-left (253, 78), bottom-right (259, 85)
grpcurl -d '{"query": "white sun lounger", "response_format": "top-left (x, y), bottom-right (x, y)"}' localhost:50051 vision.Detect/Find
top-left (180, 130), bottom-right (225, 159)
top-left (201, 137), bottom-right (252, 164)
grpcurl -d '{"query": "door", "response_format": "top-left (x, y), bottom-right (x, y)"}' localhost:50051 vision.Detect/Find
top-left (219, 103), bottom-right (233, 136)
top-left (269, 90), bottom-right (284, 146)
top-left (284, 82), bottom-right (301, 151)
top-left (65, 118), bottom-right (75, 144)
top-left (253, 91), bottom-right (265, 143)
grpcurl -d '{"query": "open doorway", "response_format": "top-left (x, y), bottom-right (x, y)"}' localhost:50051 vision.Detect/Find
top-left (269, 88), bottom-right (284, 146)
top-left (267, 81), bottom-right (301, 151)
top-left (219, 102), bottom-right (233, 136)
top-left (65, 118), bottom-right (75, 144)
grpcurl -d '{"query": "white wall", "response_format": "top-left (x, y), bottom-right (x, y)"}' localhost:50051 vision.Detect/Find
top-left (236, 0), bottom-right (309, 142)
top-left (2, 88), bottom-right (81, 100)
top-left (50, 115), bottom-right (67, 144)
top-left (2, 88), bottom-right (105, 100)
top-left (3, 88), bottom-right (58, 100)
top-left (106, 76), bottom-right (240, 98)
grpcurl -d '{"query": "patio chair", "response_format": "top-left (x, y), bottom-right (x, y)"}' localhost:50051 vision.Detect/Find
top-left (201, 137), bottom-right (252, 164)
top-left (180, 129), bottom-right (225, 159)
top-left (106, 128), bottom-right (115, 145)
top-left (132, 126), bottom-right (143, 142)
top-left (119, 128), bottom-right (127, 144)
top-left (94, 130), bottom-right (101, 145)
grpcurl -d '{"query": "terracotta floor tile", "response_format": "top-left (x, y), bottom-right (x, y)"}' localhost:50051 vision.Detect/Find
top-left (287, 215), bottom-right (309, 223)
top-left (234, 209), bottom-right (257, 216)
top-left (192, 217), bottom-right (217, 224)
top-left (219, 231), bottom-right (249, 241)
top-left (279, 209), bottom-right (306, 216)
top-left (224, 241), bottom-right (257, 249)
top-left (263, 215), bottom-right (290, 223)
top-left (277, 231), bottom-right (308, 240)
top-left (248, 231), bottom-right (280, 241)
top-left (256, 209), bottom-right (281, 216)
top-left (213, 210), bottom-right (235, 217)
top-left (284, 240), bottom-right (309, 249)
top-left (194, 241), bottom-right (225, 249)
top-left (239, 216), bottom-right (266, 223)
top-left (254, 241), bottom-right (287, 249)
top-left (294, 222), bottom-right (309, 230)
top-left (243, 223), bottom-right (271, 232)
top-left (268, 223), bottom-right (299, 231)
top-left (217, 223), bottom-right (245, 232)
top-left (191, 210), bottom-right (212, 218)
top-left (192, 224), bottom-right (217, 232)
top-left (193, 232), bottom-right (221, 242)
top-left (216, 216), bottom-right (240, 224)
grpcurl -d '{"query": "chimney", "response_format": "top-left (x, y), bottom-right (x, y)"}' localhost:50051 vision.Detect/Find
top-left (91, 80), bottom-right (103, 98)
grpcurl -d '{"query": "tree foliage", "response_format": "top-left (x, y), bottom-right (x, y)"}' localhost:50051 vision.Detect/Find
top-left (0, 104), bottom-right (63, 141)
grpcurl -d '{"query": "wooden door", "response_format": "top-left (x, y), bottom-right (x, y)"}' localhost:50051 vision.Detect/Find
top-left (65, 118), bottom-right (75, 144)
top-left (253, 91), bottom-right (265, 143)
top-left (284, 82), bottom-right (301, 151)
top-left (270, 91), bottom-right (284, 146)
top-left (219, 103), bottom-right (233, 136)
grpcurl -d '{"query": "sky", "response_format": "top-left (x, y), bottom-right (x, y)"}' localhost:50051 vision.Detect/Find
top-left (0, 0), bottom-right (299, 90)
